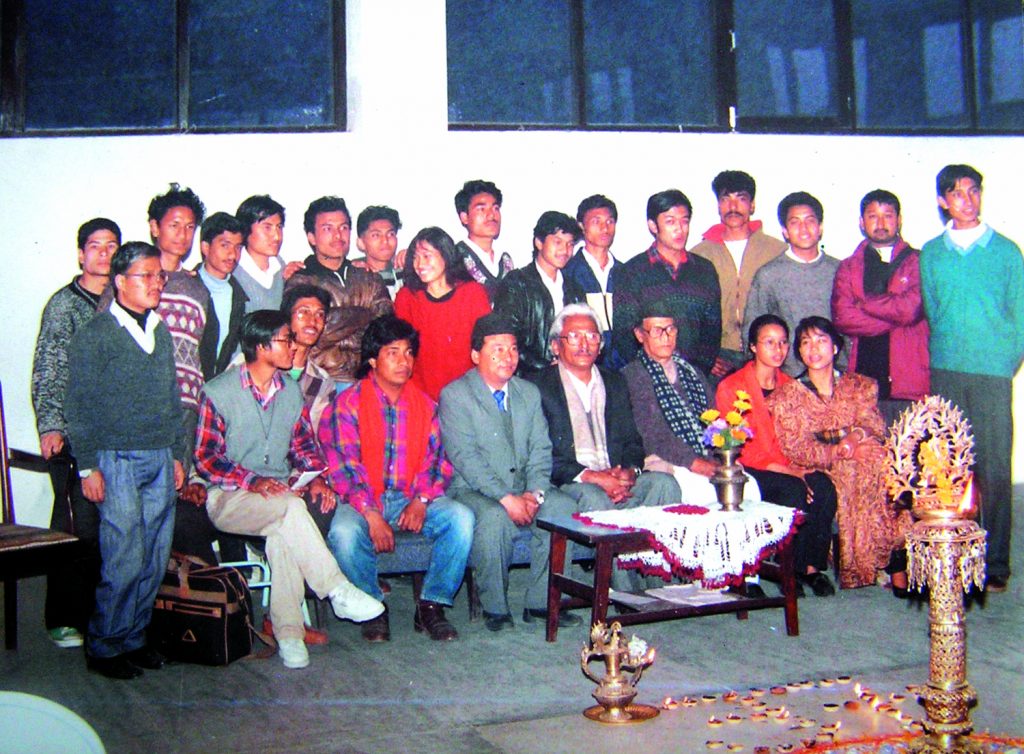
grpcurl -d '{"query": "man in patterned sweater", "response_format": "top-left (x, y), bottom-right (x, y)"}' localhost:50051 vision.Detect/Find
top-left (612, 189), bottom-right (722, 376)
top-left (31, 217), bottom-right (120, 649)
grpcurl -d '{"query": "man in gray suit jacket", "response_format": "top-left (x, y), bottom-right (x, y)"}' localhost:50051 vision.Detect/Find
top-left (439, 314), bottom-right (580, 632)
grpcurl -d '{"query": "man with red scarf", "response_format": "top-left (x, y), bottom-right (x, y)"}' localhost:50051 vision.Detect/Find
top-left (319, 314), bottom-right (473, 642)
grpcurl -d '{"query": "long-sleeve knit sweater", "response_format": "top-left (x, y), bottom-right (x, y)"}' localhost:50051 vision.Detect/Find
top-left (65, 310), bottom-right (182, 468)
top-left (920, 225), bottom-right (1024, 379)
top-left (31, 277), bottom-right (100, 438)
top-left (611, 245), bottom-right (721, 375)
top-left (742, 250), bottom-right (841, 376)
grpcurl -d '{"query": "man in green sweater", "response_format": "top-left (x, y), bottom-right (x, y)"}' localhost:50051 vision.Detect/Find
top-left (65, 242), bottom-right (185, 680)
top-left (920, 164), bottom-right (1024, 593)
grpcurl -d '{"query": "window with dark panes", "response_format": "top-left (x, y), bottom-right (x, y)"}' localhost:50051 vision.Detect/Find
top-left (24, 1), bottom-right (177, 130)
top-left (582, 0), bottom-right (718, 127)
top-left (9, 0), bottom-right (342, 133)
top-left (973, 0), bottom-right (1024, 130)
top-left (190, 0), bottom-right (337, 128)
top-left (448, 0), bottom-right (574, 125)
top-left (851, 0), bottom-right (969, 130)
top-left (734, 0), bottom-right (840, 122)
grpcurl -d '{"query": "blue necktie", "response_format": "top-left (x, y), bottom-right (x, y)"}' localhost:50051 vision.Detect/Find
top-left (493, 389), bottom-right (506, 412)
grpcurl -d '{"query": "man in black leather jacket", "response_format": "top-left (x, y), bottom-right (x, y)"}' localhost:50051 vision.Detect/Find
top-left (493, 211), bottom-right (585, 375)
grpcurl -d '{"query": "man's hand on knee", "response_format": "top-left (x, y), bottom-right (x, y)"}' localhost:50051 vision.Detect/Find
top-left (179, 482), bottom-right (208, 507)
top-left (251, 476), bottom-right (290, 498)
top-left (397, 497), bottom-right (427, 534)
top-left (364, 508), bottom-right (395, 553)
top-left (500, 494), bottom-right (536, 525)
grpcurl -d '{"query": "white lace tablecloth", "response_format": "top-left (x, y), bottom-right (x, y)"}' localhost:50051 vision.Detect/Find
top-left (574, 500), bottom-right (802, 587)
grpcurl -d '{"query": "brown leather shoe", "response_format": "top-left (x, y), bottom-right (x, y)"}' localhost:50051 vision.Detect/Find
top-left (360, 606), bottom-right (390, 642)
top-left (414, 601), bottom-right (458, 641)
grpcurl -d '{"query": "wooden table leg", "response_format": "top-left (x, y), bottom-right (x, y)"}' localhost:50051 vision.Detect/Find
top-left (779, 538), bottom-right (800, 636)
top-left (590, 542), bottom-right (614, 629)
top-left (546, 532), bottom-right (568, 642)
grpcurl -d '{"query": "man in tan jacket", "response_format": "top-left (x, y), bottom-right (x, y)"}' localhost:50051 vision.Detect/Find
top-left (691, 170), bottom-right (786, 380)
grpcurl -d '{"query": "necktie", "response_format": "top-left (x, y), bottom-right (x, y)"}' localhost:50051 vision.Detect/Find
top-left (493, 389), bottom-right (506, 412)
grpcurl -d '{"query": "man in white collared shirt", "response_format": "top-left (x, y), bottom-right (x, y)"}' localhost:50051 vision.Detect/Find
top-left (233, 194), bottom-right (303, 313)
top-left (493, 211), bottom-right (586, 375)
top-left (742, 192), bottom-right (842, 375)
top-left (65, 242), bottom-right (185, 680)
top-left (564, 195), bottom-right (624, 368)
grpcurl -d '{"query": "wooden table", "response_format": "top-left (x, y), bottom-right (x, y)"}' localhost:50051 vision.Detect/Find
top-left (537, 511), bottom-right (799, 642)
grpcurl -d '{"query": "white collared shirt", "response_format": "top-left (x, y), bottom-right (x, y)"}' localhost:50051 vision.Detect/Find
top-left (535, 261), bottom-right (565, 313)
top-left (110, 300), bottom-right (159, 354)
top-left (565, 365), bottom-right (600, 410)
top-left (463, 237), bottom-right (505, 278)
top-left (578, 245), bottom-right (616, 293)
top-left (238, 251), bottom-right (282, 290)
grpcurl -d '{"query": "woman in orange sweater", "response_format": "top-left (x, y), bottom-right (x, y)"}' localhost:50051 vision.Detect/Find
top-left (716, 314), bottom-right (838, 596)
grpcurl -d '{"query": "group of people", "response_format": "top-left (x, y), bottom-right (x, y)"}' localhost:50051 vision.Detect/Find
top-left (30, 164), bottom-right (1021, 676)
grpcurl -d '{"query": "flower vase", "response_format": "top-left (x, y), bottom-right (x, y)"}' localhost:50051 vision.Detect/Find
top-left (710, 447), bottom-right (746, 512)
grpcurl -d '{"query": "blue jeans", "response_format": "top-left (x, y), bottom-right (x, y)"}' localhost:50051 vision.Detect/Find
top-left (87, 448), bottom-right (176, 658)
top-left (327, 491), bottom-right (474, 605)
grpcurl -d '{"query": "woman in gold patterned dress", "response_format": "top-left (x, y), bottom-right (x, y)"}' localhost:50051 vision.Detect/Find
top-left (767, 316), bottom-right (911, 590)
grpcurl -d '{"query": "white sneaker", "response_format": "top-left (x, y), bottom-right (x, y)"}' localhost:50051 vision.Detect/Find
top-left (278, 638), bottom-right (309, 669)
top-left (329, 581), bottom-right (385, 622)
top-left (48, 627), bottom-right (84, 648)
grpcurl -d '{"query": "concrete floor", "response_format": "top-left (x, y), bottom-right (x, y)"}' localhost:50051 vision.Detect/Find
top-left (2, 500), bottom-right (1022, 754)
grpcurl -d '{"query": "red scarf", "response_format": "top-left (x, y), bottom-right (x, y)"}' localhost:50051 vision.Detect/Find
top-left (357, 377), bottom-right (432, 507)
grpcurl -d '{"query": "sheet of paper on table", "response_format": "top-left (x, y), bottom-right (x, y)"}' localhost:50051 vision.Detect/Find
top-left (643, 583), bottom-right (743, 606)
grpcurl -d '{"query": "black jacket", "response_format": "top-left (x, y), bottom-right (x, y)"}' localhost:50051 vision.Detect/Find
top-left (493, 264), bottom-right (585, 375)
top-left (527, 364), bottom-right (646, 486)
top-left (197, 272), bottom-right (249, 381)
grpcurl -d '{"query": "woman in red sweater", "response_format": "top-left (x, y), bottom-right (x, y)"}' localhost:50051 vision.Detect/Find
top-left (716, 314), bottom-right (838, 596)
top-left (395, 227), bottom-right (491, 401)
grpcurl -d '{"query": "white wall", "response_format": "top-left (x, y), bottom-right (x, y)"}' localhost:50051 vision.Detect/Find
top-left (3, 0), bottom-right (1023, 524)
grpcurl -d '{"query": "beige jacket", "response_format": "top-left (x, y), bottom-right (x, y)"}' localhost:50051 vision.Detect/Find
top-left (691, 227), bottom-right (786, 351)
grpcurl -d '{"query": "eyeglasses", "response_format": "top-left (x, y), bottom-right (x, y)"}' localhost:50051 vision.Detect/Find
top-left (642, 324), bottom-right (677, 339)
top-left (293, 307), bottom-right (326, 322)
top-left (559, 331), bottom-right (601, 345)
top-left (756, 338), bottom-right (789, 349)
top-left (123, 271), bottom-right (168, 284)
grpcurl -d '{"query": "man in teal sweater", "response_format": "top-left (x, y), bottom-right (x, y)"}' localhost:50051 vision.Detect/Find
top-left (920, 164), bottom-right (1024, 592)
top-left (66, 242), bottom-right (185, 679)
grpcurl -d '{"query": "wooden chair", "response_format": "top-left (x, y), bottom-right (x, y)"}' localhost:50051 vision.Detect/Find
top-left (0, 382), bottom-right (82, 649)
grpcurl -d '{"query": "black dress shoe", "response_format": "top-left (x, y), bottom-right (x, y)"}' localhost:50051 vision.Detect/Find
top-left (483, 612), bottom-right (514, 632)
top-left (743, 583), bottom-right (767, 599)
top-left (522, 608), bottom-right (583, 627)
top-left (125, 646), bottom-right (166, 670)
top-left (414, 601), bottom-right (458, 641)
top-left (986, 575), bottom-right (1009, 593)
top-left (800, 572), bottom-right (836, 597)
top-left (361, 606), bottom-right (390, 642)
top-left (87, 654), bottom-right (143, 680)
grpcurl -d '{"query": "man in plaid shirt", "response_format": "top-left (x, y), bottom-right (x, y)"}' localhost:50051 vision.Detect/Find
top-left (319, 314), bottom-right (473, 642)
top-left (194, 310), bottom-right (383, 669)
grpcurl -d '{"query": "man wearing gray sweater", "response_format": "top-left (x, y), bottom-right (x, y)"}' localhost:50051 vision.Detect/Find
top-left (65, 242), bottom-right (185, 680)
top-left (742, 192), bottom-right (842, 376)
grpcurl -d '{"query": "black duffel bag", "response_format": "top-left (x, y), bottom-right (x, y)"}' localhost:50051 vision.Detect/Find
top-left (149, 555), bottom-right (273, 665)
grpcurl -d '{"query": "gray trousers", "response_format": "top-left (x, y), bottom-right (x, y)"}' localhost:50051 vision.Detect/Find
top-left (931, 369), bottom-right (1013, 579)
top-left (451, 487), bottom-right (576, 615)
top-left (559, 471), bottom-right (680, 592)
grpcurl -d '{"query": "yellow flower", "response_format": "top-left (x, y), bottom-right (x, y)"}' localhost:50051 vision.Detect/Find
top-left (725, 411), bottom-right (743, 426)
top-left (700, 409), bottom-right (720, 423)
top-left (711, 434), bottom-right (725, 448)
top-left (735, 390), bottom-right (751, 401)
top-left (733, 399), bottom-right (752, 413)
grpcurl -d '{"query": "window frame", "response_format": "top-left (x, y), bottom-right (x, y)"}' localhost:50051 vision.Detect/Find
top-left (0, 0), bottom-right (347, 137)
top-left (447, 0), bottom-right (1022, 136)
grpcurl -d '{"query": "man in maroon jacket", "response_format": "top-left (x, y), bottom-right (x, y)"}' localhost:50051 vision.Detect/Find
top-left (831, 189), bottom-right (929, 425)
